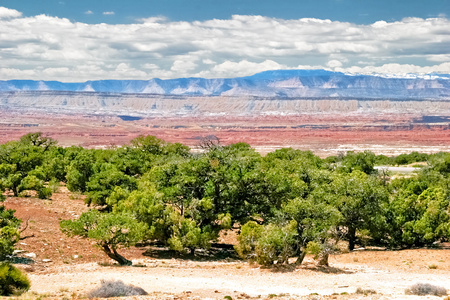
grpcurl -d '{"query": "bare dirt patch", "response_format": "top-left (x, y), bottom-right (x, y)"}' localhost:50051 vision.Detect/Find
top-left (4, 190), bottom-right (450, 300)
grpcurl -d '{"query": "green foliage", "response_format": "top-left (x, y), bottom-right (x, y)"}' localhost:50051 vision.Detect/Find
top-left (340, 151), bottom-right (377, 174)
top-left (65, 150), bottom-right (94, 192)
top-left (60, 210), bottom-right (147, 265)
top-left (115, 188), bottom-right (171, 242)
top-left (388, 186), bottom-right (450, 247)
top-left (235, 221), bottom-right (264, 261)
top-left (254, 221), bottom-right (297, 266)
top-left (0, 133), bottom-right (58, 198)
top-left (0, 205), bottom-right (21, 261)
top-left (19, 132), bottom-right (56, 150)
top-left (167, 218), bottom-right (215, 253)
top-left (236, 221), bottom-right (297, 266)
top-left (85, 163), bottom-right (137, 208)
top-left (374, 154), bottom-right (393, 165)
top-left (283, 197), bottom-right (341, 245)
top-left (42, 147), bottom-right (68, 182)
top-left (394, 152), bottom-right (429, 165)
top-left (1, 133), bottom-right (448, 267)
top-left (115, 187), bottom-right (229, 253)
top-left (316, 171), bottom-right (389, 250)
top-left (48, 178), bottom-right (61, 193)
top-left (18, 174), bottom-right (52, 199)
top-left (131, 135), bottom-right (165, 155)
top-left (427, 152), bottom-right (450, 175)
top-left (0, 262), bottom-right (30, 296)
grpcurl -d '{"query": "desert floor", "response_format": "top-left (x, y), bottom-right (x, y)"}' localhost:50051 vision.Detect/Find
top-left (4, 188), bottom-right (450, 300)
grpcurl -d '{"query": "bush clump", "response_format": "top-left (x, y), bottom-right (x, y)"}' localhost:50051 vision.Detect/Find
top-left (87, 279), bottom-right (148, 298)
top-left (355, 287), bottom-right (377, 295)
top-left (405, 283), bottom-right (447, 296)
top-left (0, 263), bottom-right (31, 296)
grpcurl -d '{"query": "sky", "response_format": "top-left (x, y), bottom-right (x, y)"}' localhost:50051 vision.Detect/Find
top-left (0, 0), bottom-right (449, 81)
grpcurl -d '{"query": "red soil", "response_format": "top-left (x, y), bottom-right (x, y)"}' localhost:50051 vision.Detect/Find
top-left (1, 110), bottom-right (449, 156)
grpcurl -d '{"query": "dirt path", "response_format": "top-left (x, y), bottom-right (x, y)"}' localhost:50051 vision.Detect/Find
top-left (26, 258), bottom-right (450, 299)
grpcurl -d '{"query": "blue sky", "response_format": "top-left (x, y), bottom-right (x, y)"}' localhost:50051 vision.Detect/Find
top-left (2, 0), bottom-right (449, 24)
top-left (0, 0), bottom-right (449, 81)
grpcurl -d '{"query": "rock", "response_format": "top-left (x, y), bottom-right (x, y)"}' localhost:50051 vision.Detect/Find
top-left (42, 259), bottom-right (52, 263)
top-left (13, 249), bottom-right (25, 254)
top-left (25, 252), bottom-right (37, 258)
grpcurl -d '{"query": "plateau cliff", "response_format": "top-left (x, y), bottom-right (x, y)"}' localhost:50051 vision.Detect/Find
top-left (1, 70), bottom-right (450, 100)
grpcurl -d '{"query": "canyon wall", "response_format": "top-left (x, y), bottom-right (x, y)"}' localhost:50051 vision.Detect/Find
top-left (1, 91), bottom-right (450, 116)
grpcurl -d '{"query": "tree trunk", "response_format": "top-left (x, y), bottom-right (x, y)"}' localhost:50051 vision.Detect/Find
top-left (317, 252), bottom-right (329, 267)
top-left (348, 226), bottom-right (356, 251)
top-left (13, 186), bottom-right (19, 197)
top-left (102, 244), bottom-right (132, 266)
top-left (294, 250), bottom-right (306, 266)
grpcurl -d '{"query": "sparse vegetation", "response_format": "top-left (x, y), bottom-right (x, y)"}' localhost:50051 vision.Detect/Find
top-left (86, 279), bottom-right (148, 298)
top-left (355, 287), bottom-right (377, 295)
top-left (405, 283), bottom-right (447, 296)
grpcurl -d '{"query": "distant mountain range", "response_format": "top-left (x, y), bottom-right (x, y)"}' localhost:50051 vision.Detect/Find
top-left (1, 70), bottom-right (450, 99)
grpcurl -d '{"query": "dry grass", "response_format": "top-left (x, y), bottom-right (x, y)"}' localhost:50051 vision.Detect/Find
top-left (86, 280), bottom-right (148, 298)
top-left (405, 283), bottom-right (447, 296)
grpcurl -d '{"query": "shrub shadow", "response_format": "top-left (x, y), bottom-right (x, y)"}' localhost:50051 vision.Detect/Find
top-left (7, 256), bottom-right (35, 265)
top-left (302, 264), bottom-right (353, 274)
top-left (142, 242), bottom-right (241, 262)
top-left (266, 262), bottom-right (353, 274)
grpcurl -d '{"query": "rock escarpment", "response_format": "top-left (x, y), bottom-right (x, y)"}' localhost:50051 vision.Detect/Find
top-left (1, 91), bottom-right (450, 117)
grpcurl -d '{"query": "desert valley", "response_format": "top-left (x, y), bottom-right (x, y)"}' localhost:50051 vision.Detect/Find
top-left (0, 70), bottom-right (450, 299)
top-left (1, 70), bottom-right (450, 156)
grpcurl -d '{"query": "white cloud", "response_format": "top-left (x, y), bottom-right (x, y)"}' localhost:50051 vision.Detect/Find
top-left (85, 10), bottom-right (94, 15)
top-left (103, 11), bottom-right (115, 15)
top-left (0, 7), bottom-right (449, 81)
top-left (327, 60), bottom-right (343, 68)
top-left (206, 60), bottom-right (286, 78)
top-left (335, 62), bottom-right (450, 75)
top-left (0, 7), bottom-right (22, 18)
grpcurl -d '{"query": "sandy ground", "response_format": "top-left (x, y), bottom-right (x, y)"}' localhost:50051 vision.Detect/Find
top-left (24, 255), bottom-right (450, 299)
top-left (4, 188), bottom-right (450, 300)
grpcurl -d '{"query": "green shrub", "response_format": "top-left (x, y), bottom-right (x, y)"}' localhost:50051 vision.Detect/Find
top-left (0, 263), bottom-right (31, 296)
top-left (37, 187), bottom-right (52, 199)
top-left (48, 178), bottom-right (61, 193)
top-left (235, 221), bottom-right (264, 261)
top-left (236, 221), bottom-right (297, 266)
top-left (0, 206), bottom-right (21, 260)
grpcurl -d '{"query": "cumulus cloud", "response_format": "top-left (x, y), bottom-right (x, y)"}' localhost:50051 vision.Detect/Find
top-left (203, 60), bottom-right (287, 78)
top-left (0, 7), bottom-right (22, 18)
top-left (103, 11), bottom-right (115, 15)
top-left (0, 7), bottom-right (449, 81)
top-left (327, 60), bottom-right (343, 68)
top-left (85, 10), bottom-right (94, 15)
top-left (335, 62), bottom-right (450, 75)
